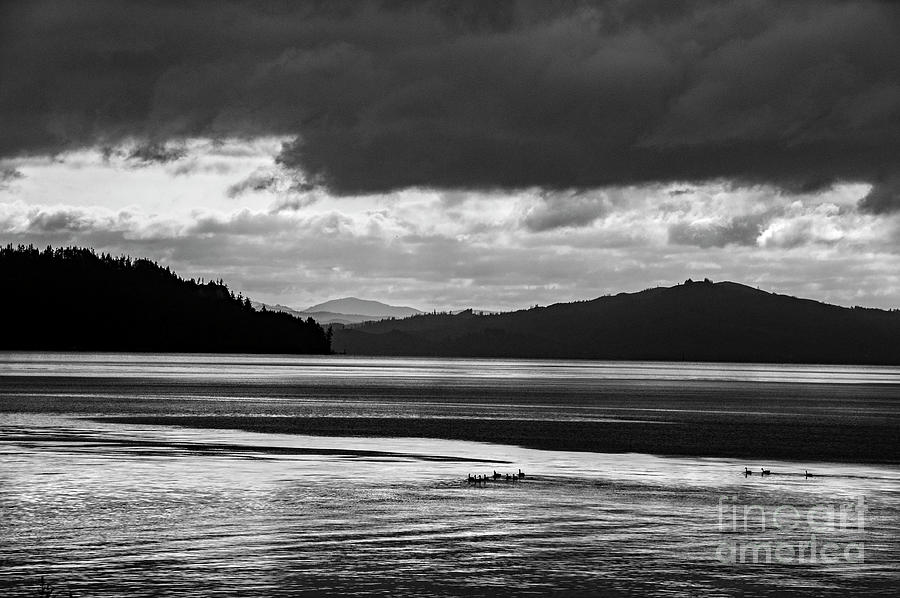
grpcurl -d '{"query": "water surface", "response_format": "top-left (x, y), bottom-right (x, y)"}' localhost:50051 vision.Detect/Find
top-left (1, 353), bottom-right (898, 596)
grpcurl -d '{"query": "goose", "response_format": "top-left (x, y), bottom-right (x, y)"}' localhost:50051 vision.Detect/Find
top-left (805, 470), bottom-right (813, 478)
top-left (493, 470), bottom-right (502, 480)
top-left (760, 468), bottom-right (771, 476)
top-left (744, 467), bottom-right (752, 476)
top-left (517, 469), bottom-right (525, 479)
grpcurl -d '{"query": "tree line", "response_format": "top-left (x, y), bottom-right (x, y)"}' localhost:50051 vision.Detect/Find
top-left (0, 244), bottom-right (331, 354)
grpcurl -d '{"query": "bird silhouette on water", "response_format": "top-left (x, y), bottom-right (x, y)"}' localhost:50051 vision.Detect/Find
top-left (466, 470), bottom-right (525, 485)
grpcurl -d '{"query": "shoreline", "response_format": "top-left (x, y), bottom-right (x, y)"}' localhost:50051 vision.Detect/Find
top-left (92, 415), bottom-right (900, 465)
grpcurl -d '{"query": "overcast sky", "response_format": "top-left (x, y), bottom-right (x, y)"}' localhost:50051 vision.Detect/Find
top-left (2, 0), bottom-right (899, 311)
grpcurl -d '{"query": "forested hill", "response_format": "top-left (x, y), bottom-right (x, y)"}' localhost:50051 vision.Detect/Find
top-left (0, 245), bottom-right (331, 354)
top-left (334, 280), bottom-right (900, 364)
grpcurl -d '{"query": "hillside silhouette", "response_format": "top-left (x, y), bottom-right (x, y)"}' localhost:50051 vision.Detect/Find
top-left (334, 279), bottom-right (900, 364)
top-left (0, 245), bottom-right (331, 353)
top-left (304, 297), bottom-right (422, 319)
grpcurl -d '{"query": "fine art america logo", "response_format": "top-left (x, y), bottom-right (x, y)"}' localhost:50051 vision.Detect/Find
top-left (716, 495), bottom-right (866, 564)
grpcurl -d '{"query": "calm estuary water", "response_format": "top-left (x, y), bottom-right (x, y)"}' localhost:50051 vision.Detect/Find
top-left (1, 353), bottom-right (898, 596)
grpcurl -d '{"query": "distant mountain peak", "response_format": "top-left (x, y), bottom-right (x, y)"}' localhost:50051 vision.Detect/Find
top-left (304, 297), bottom-right (422, 319)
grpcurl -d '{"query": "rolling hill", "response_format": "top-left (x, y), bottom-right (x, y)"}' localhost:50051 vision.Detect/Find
top-left (255, 297), bottom-right (423, 325)
top-left (333, 280), bottom-right (900, 364)
top-left (304, 297), bottom-right (422, 319)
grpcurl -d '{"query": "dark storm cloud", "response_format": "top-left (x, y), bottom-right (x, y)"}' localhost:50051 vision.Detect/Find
top-left (859, 176), bottom-right (900, 214)
top-left (2, 1), bottom-right (899, 201)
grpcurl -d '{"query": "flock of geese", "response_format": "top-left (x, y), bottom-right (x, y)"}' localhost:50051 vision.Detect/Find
top-left (744, 467), bottom-right (814, 478)
top-left (467, 469), bottom-right (525, 485)
top-left (466, 467), bottom-right (816, 485)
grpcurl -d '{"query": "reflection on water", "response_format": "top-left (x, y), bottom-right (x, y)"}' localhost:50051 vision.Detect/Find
top-left (3, 417), bottom-right (899, 596)
top-left (3, 352), bottom-right (900, 384)
top-left (1, 354), bottom-right (899, 596)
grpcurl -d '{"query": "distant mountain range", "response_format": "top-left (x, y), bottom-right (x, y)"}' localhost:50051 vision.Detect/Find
top-left (333, 280), bottom-right (900, 364)
top-left (8, 244), bottom-right (896, 364)
top-left (253, 297), bottom-right (422, 325)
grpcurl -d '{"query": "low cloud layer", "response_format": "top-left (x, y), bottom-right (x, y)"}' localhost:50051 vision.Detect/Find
top-left (2, 179), bottom-right (898, 310)
top-left (667, 216), bottom-right (764, 249)
top-left (2, 1), bottom-right (899, 203)
top-left (522, 191), bottom-right (610, 232)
